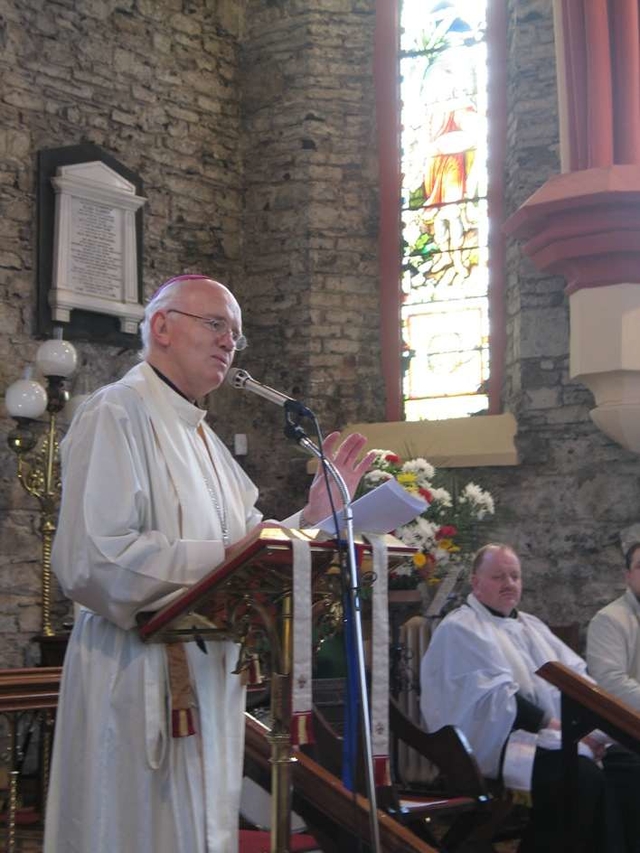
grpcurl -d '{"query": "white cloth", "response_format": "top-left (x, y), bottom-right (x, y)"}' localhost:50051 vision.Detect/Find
top-left (368, 533), bottom-right (390, 777)
top-left (291, 537), bottom-right (312, 743)
top-left (587, 587), bottom-right (640, 712)
top-left (44, 362), bottom-right (272, 853)
top-left (420, 593), bottom-right (589, 784)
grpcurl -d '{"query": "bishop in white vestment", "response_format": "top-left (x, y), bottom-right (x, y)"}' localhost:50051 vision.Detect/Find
top-left (44, 275), bottom-right (373, 853)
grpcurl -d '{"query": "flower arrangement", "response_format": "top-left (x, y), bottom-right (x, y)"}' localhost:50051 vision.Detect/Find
top-left (360, 450), bottom-right (495, 590)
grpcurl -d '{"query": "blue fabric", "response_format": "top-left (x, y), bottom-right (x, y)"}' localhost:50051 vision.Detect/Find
top-left (341, 587), bottom-right (360, 792)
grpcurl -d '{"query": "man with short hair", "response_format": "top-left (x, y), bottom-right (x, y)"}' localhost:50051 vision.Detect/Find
top-left (587, 541), bottom-right (640, 711)
top-left (420, 543), bottom-right (636, 852)
top-left (44, 274), bottom-right (373, 853)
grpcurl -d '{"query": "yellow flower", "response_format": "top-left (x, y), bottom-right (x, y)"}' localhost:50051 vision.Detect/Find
top-left (437, 538), bottom-right (460, 553)
top-left (397, 472), bottom-right (418, 488)
top-left (412, 552), bottom-right (428, 568)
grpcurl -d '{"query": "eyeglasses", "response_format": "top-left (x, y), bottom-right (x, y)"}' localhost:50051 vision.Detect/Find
top-left (166, 309), bottom-right (248, 351)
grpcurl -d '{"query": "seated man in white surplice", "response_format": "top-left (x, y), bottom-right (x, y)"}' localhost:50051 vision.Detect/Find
top-left (420, 543), bottom-right (640, 853)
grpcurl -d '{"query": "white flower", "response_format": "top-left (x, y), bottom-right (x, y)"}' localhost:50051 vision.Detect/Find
top-left (396, 517), bottom-right (438, 550)
top-left (362, 469), bottom-right (394, 488)
top-left (415, 516), bottom-right (439, 539)
top-left (401, 457), bottom-right (435, 484)
top-left (434, 547), bottom-right (451, 566)
top-left (358, 449), bottom-right (495, 589)
top-left (369, 448), bottom-right (396, 464)
top-left (428, 487), bottom-right (453, 507)
top-left (461, 482), bottom-right (495, 519)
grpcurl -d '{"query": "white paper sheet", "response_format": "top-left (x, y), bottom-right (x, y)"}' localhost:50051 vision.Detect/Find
top-left (317, 477), bottom-right (428, 535)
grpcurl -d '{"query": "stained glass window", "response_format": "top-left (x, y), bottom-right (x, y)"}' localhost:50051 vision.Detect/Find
top-left (400, 0), bottom-right (489, 421)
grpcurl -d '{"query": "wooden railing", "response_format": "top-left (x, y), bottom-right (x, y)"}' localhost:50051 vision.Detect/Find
top-left (538, 661), bottom-right (640, 853)
top-left (0, 667), bottom-right (62, 853)
top-left (0, 668), bottom-right (436, 853)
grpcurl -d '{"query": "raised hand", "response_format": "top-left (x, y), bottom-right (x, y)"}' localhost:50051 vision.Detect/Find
top-left (301, 431), bottom-right (375, 525)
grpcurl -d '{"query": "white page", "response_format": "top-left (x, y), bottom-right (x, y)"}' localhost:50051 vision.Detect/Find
top-left (317, 477), bottom-right (428, 535)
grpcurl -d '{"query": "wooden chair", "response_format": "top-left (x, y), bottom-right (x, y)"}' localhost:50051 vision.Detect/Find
top-left (303, 699), bottom-right (493, 851)
top-left (394, 614), bottom-right (536, 850)
top-left (388, 697), bottom-right (528, 851)
top-left (244, 712), bottom-right (441, 853)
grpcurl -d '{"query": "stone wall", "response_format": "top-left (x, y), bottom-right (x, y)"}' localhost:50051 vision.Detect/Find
top-left (1, 0), bottom-right (639, 671)
top-left (0, 0), bottom-right (383, 666)
top-left (0, 0), bottom-right (247, 666)
top-left (212, 0), bottom-right (382, 517)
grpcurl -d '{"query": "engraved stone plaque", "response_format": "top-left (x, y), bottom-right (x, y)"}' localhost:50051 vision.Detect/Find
top-left (50, 162), bottom-right (147, 334)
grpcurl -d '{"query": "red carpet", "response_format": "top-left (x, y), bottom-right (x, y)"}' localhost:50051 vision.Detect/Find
top-left (239, 829), bottom-right (319, 853)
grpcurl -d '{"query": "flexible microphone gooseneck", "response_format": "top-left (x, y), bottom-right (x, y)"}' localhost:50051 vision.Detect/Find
top-left (225, 367), bottom-right (314, 418)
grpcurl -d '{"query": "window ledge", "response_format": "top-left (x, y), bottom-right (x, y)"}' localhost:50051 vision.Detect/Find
top-left (308, 413), bottom-right (518, 470)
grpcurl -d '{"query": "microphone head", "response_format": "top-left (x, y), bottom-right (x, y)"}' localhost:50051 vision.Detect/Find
top-left (226, 367), bottom-right (251, 389)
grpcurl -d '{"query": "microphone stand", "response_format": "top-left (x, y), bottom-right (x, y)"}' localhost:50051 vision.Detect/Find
top-left (283, 405), bottom-right (382, 853)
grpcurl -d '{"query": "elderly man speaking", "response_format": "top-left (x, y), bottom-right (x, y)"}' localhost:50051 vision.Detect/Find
top-left (44, 275), bottom-right (373, 853)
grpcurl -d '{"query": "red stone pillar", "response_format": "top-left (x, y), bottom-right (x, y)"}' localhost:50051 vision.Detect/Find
top-left (505, 0), bottom-right (640, 451)
top-left (375, 0), bottom-right (402, 422)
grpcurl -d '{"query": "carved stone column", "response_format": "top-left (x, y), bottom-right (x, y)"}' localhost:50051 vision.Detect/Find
top-left (505, 1), bottom-right (640, 452)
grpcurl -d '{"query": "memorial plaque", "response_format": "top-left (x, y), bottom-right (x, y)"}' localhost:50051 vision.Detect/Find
top-left (37, 144), bottom-right (146, 346)
top-left (50, 161), bottom-right (146, 335)
top-left (68, 198), bottom-right (123, 300)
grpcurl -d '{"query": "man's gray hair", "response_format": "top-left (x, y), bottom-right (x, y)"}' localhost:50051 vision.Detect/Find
top-left (138, 279), bottom-right (189, 359)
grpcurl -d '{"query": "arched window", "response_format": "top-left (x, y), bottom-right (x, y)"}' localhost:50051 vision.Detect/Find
top-left (376, 0), bottom-right (505, 422)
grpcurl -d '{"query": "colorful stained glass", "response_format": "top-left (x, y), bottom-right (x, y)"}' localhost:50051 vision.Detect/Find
top-left (400, 0), bottom-right (489, 421)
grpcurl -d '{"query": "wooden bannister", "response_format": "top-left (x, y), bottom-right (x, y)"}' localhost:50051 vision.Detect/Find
top-left (0, 667), bottom-right (62, 713)
top-left (537, 661), bottom-right (640, 751)
top-left (0, 668), bottom-right (436, 853)
top-left (537, 661), bottom-right (640, 853)
top-left (0, 667), bottom-right (62, 853)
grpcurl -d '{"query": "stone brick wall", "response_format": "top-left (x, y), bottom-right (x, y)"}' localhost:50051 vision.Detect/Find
top-left (213, 0), bottom-right (382, 517)
top-left (0, 0), bottom-right (383, 666)
top-left (0, 0), bottom-right (247, 666)
top-left (1, 0), bottom-right (639, 671)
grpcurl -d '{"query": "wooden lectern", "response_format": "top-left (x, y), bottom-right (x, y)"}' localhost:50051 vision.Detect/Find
top-left (138, 524), bottom-right (414, 853)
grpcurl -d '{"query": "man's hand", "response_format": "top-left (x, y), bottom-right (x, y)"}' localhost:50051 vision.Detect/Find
top-left (581, 734), bottom-right (607, 761)
top-left (544, 719), bottom-right (607, 761)
top-left (301, 431), bottom-right (375, 525)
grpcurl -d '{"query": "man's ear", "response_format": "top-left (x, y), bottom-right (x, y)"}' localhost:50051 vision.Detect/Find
top-left (150, 310), bottom-right (171, 347)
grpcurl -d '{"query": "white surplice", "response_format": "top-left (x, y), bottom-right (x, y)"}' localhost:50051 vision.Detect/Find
top-left (420, 593), bottom-right (589, 785)
top-left (44, 362), bottom-right (277, 853)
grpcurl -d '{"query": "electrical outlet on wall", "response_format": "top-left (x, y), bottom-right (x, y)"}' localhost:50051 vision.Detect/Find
top-left (234, 433), bottom-right (248, 456)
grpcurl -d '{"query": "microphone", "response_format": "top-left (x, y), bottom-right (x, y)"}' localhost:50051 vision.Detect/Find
top-left (226, 368), bottom-right (314, 417)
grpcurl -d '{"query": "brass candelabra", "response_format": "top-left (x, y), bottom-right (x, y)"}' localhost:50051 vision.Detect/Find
top-left (5, 334), bottom-right (78, 638)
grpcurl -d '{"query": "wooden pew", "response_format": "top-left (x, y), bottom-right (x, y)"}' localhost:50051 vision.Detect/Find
top-left (387, 697), bottom-right (522, 850)
top-left (537, 660), bottom-right (640, 853)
